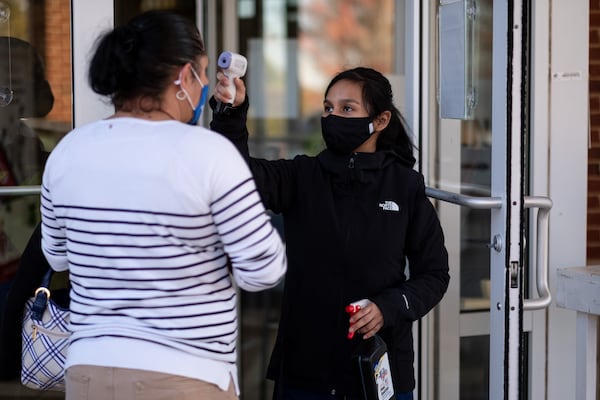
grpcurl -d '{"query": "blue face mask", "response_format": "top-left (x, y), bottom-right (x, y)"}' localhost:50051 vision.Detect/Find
top-left (175, 66), bottom-right (208, 126)
top-left (188, 84), bottom-right (209, 125)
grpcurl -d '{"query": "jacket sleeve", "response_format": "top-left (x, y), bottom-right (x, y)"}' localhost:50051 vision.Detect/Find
top-left (210, 96), bottom-right (298, 214)
top-left (373, 174), bottom-right (450, 325)
top-left (209, 96), bottom-right (252, 163)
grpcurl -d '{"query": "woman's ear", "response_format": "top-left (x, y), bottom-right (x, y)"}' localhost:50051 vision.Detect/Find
top-left (174, 63), bottom-right (193, 86)
top-left (374, 110), bottom-right (391, 132)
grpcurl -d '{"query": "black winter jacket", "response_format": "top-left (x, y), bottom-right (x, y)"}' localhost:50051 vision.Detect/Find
top-left (210, 98), bottom-right (450, 396)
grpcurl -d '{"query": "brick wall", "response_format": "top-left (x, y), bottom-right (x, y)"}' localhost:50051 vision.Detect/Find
top-left (588, 3), bottom-right (600, 399)
top-left (44, 0), bottom-right (71, 123)
top-left (589, 0), bottom-right (600, 263)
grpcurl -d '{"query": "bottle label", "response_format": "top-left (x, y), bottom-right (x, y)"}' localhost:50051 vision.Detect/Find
top-left (374, 352), bottom-right (394, 400)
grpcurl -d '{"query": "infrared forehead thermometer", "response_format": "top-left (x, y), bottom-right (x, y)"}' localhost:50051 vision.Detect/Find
top-left (217, 51), bottom-right (247, 104)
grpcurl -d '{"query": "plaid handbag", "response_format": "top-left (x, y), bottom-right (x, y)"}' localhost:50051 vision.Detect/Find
top-left (21, 269), bottom-right (70, 391)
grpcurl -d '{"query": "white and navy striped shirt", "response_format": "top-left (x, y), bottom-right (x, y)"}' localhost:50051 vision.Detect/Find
top-left (40, 117), bottom-right (286, 392)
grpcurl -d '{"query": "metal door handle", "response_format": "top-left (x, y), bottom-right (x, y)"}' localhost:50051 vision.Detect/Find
top-left (523, 196), bottom-right (553, 310)
top-left (0, 185), bottom-right (41, 196)
top-left (425, 187), bottom-right (553, 310)
top-left (425, 187), bottom-right (502, 209)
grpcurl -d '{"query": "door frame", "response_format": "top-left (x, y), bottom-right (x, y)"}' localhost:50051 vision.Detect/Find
top-left (412, 0), bottom-right (589, 399)
top-left (71, 0), bottom-right (113, 127)
top-left (542, 1), bottom-right (589, 399)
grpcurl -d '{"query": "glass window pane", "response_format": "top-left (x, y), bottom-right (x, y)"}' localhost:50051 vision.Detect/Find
top-left (0, 0), bottom-right (71, 396)
top-left (243, 0), bottom-right (397, 159)
top-left (460, 335), bottom-right (489, 399)
top-left (458, 1), bottom-right (493, 313)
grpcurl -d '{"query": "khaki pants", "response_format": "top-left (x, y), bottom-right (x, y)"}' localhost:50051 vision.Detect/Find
top-left (65, 365), bottom-right (238, 400)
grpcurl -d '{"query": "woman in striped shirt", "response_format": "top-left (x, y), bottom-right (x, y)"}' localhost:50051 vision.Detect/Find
top-left (40, 10), bottom-right (286, 400)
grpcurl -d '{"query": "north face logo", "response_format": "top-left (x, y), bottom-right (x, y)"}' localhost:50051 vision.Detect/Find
top-left (378, 200), bottom-right (400, 212)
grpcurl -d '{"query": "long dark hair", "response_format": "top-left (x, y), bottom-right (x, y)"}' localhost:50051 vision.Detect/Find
top-left (88, 10), bottom-right (205, 110)
top-left (325, 67), bottom-right (416, 167)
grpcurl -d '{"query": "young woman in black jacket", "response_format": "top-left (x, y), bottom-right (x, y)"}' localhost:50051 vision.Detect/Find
top-left (210, 67), bottom-right (450, 400)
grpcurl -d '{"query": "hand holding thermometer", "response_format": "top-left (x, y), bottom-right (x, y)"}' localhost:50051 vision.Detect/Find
top-left (216, 51), bottom-right (247, 113)
top-left (346, 299), bottom-right (371, 339)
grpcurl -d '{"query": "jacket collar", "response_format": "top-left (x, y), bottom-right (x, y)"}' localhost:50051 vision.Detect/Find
top-left (317, 149), bottom-right (400, 176)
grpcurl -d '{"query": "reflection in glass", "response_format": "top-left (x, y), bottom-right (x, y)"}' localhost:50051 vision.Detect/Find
top-left (0, 2), bottom-right (9, 24)
top-left (245, 0), bottom-right (397, 160)
top-left (0, 1), bottom-right (71, 397)
top-left (461, 335), bottom-right (490, 399)
top-left (459, 2), bottom-right (493, 313)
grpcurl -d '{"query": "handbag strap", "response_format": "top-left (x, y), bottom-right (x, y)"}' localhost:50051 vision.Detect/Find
top-left (30, 269), bottom-right (53, 321)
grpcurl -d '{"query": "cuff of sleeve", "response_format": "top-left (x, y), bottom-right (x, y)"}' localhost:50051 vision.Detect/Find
top-left (210, 95), bottom-right (249, 117)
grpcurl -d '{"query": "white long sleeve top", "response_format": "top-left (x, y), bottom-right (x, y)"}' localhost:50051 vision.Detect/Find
top-left (40, 117), bottom-right (287, 393)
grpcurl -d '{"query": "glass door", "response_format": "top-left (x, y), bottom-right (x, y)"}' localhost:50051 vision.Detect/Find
top-left (0, 0), bottom-right (72, 396)
top-left (423, 1), bottom-right (552, 399)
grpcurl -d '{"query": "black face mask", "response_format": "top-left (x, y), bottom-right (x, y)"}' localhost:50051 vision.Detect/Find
top-left (321, 115), bottom-right (374, 155)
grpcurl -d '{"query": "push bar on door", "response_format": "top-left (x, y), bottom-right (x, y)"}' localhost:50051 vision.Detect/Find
top-left (425, 187), bottom-right (553, 310)
top-left (0, 185), bottom-right (41, 196)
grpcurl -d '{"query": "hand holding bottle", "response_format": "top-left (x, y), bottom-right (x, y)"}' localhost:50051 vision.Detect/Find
top-left (346, 299), bottom-right (384, 340)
